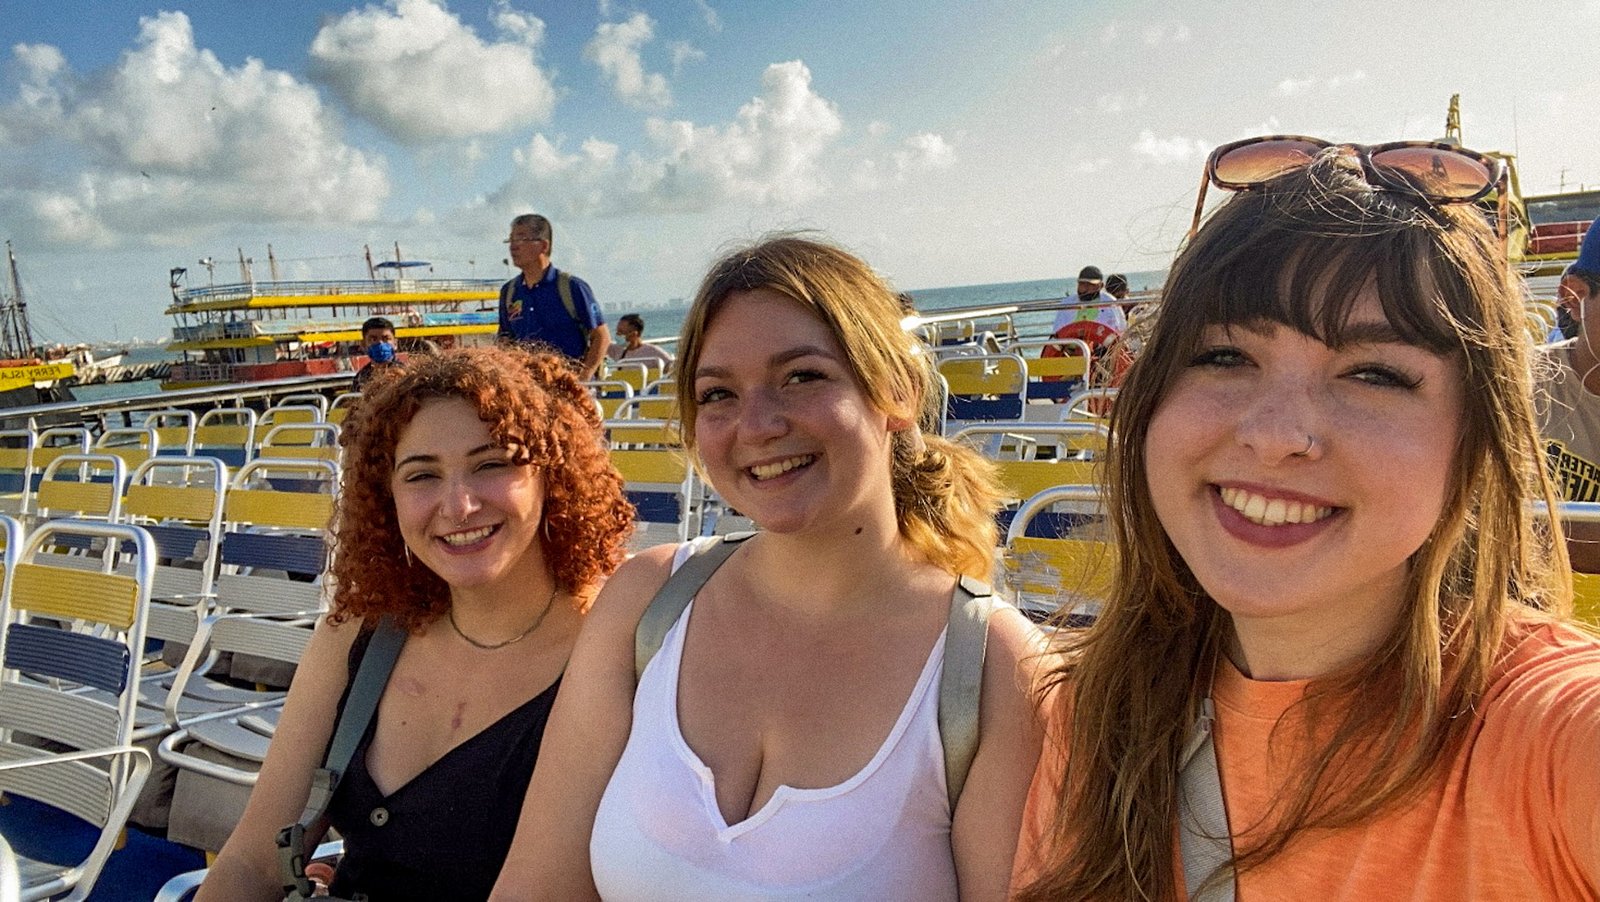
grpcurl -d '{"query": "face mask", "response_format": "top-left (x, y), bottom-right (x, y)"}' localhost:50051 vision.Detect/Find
top-left (367, 341), bottom-right (396, 364)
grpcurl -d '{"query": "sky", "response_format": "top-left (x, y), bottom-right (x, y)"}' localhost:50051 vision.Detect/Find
top-left (0, 0), bottom-right (1597, 346)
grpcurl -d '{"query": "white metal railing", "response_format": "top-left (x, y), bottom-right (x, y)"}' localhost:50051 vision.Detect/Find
top-left (172, 277), bottom-right (504, 307)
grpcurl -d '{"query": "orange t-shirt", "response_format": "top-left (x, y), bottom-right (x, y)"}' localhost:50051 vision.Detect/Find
top-left (1014, 620), bottom-right (1600, 900)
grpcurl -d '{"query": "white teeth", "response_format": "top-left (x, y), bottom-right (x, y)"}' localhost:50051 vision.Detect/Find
top-left (1219, 486), bottom-right (1333, 526)
top-left (441, 525), bottom-right (494, 546)
top-left (749, 455), bottom-right (814, 481)
top-left (1243, 493), bottom-right (1267, 521)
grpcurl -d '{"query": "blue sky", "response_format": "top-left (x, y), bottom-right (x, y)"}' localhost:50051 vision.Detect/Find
top-left (0, 0), bottom-right (1597, 345)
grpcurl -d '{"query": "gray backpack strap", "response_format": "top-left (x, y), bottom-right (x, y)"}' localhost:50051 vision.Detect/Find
top-left (634, 533), bottom-right (754, 679)
top-left (498, 279), bottom-right (516, 335)
top-left (278, 616), bottom-right (405, 900)
top-left (1178, 698), bottom-right (1235, 901)
top-left (938, 574), bottom-right (995, 812)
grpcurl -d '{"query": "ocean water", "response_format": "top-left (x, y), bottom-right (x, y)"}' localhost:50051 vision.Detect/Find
top-left (630, 269), bottom-right (1168, 346)
top-left (68, 270), bottom-right (1171, 404)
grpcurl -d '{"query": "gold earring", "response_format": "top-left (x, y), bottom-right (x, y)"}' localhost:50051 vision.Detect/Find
top-left (403, 544), bottom-right (414, 566)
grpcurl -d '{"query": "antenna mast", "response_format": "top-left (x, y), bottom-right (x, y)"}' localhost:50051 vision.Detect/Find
top-left (2, 242), bottom-right (38, 359)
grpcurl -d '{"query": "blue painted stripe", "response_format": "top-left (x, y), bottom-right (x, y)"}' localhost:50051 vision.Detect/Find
top-left (221, 531), bottom-right (327, 576)
top-left (198, 448), bottom-right (249, 468)
top-left (1027, 380), bottom-right (1084, 402)
top-left (626, 491), bottom-right (682, 524)
top-left (4, 623), bottom-right (129, 693)
top-left (1009, 509), bottom-right (1093, 539)
top-left (263, 477), bottom-right (332, 494)
top-left (47, 533), bottom-right (98, 552)
top-left (129, 524), bottom-right (211, 561)
top-left (0, 473), bottom-right (25, 494)
top-left (947, 398), bottom-right (1024, 420)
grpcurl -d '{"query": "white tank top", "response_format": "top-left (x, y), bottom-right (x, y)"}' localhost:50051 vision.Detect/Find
top-left (589, 545), bottom-right (958, 901)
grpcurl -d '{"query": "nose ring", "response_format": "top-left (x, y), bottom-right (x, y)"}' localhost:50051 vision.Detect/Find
top-left (1293, 435), bottom-right (1316, 457)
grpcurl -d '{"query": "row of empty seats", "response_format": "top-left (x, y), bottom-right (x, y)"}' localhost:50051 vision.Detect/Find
top-left (0, 445), bottom-right (341, 895)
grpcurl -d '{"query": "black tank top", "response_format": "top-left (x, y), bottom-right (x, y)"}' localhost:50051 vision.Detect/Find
top-left (326, 628), bottom-right (559, 901)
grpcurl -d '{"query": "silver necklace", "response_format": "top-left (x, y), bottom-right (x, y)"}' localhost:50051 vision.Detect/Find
top-left (447, 585), bottom-right (557, 651)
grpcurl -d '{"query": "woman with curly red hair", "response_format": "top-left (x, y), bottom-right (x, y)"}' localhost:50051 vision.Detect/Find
top-left (199, 346), bottom-right (634, 901)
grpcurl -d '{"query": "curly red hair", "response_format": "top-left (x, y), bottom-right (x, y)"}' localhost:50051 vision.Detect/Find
top-left (329, 346), bottom-right (634, 632)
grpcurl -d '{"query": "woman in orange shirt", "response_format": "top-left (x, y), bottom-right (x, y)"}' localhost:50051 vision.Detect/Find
top-left (1015, 140), bottom-right (1600, 900)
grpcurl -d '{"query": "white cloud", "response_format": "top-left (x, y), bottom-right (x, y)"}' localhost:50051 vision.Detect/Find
top-left (894, 133), bottom-right (955, 175)
top-left (851, 158), bottom-right (885, 190)
top-left (670, 41), bottom-right (706, 76)
top-left (1099, 22), bottom-right (1120, 44)
top-left (1074, 158), bottom-right (1112, 174)
top-left (1131, 130), bottom-right (1208, 164)
top-left (1141, 22), bottom-right (1191, 45)
top-left (1276, 69), bottom-right (1367, 96)
top-left (1, 43), bottom-right (70, 142)
top-left (585, 13), bottom-right (672, 109)
top-left (693, 0), bottom-right (723, 32)
top-left (487, 60), bottom-right (842, 216)
top-left (490, 0), bottom-right (546, 45)
top-left (308, 0), bottom-right (556, 143)
top-left (0, 11), bottom-right (388, 246)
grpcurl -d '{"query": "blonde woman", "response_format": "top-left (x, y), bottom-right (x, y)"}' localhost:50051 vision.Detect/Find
top-left (493, 236), bottom-right (1043, 901)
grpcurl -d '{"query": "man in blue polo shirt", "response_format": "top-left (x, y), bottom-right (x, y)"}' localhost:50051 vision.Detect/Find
top-left (498, 213), bottom-right (610, 379)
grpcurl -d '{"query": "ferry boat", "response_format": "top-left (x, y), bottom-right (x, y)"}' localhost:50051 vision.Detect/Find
top-left (163, 249), bottom-right (505, 389)
top-left (1435, 95), bottom-right (1599, 278)
top-left (0, 243), bottom-right (76, 408)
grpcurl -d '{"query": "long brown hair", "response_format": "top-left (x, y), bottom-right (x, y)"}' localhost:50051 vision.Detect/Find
top-left (1019, 152), bottom-right (1569, 900)
top-left (674, 234), bottom-right (1001, 580)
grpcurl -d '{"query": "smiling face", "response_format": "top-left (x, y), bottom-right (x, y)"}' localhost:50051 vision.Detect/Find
top-left (1144, 288), bottom-right (1464, 661)
top-left (691, 289), bottom-right (900, 536)
top-left (391, 396), bottom-right (546, 596)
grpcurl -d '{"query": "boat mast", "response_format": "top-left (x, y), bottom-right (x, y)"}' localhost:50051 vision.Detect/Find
top-left (1444, 93), bottom-right (1462, 145)
top-left (3, 242), bottom-right (37, 359)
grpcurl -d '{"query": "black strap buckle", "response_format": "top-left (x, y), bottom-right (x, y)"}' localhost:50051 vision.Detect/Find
top-left (276, 822), bottom-right (313, 899)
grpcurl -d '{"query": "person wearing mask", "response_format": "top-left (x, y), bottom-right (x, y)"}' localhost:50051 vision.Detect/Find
top-left (606, 313), bottom-right (674, 370)
top-left (353, 316), bottom-right (401, 391)
top-left (1052, 265), bottom-right (1128, 336)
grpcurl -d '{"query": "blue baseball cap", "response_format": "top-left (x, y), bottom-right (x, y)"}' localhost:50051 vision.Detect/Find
top-left (1571, 217), bottom-right (1600, 281)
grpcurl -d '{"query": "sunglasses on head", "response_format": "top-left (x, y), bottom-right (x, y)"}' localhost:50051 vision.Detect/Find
top-left (1188, 135), bottom-right (1508, 241)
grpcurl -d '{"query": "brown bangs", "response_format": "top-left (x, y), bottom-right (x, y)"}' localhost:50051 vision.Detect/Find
top-left (1162, 190), bottom-right (1469, 360)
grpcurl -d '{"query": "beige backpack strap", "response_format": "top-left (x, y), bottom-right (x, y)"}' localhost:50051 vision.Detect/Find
top-left (938, 574), bottom-right (995, 812)
top-left (1179, 697), bottom-right (1236, 900)
top-left (556, 270), bottom-right (579, 325)
top-left (634, 532), bottom-right (754, 679)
